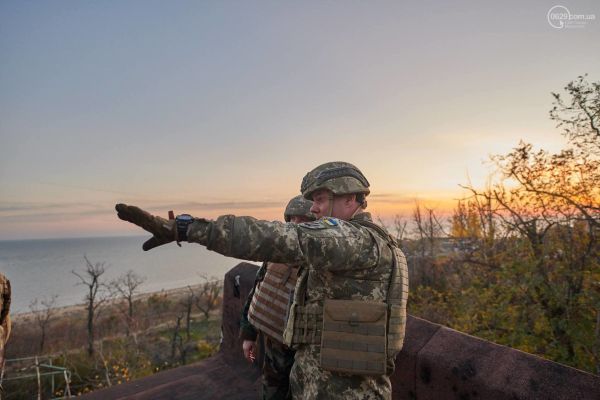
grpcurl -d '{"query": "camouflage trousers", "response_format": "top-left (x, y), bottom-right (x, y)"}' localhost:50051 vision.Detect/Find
top-left (261, 335), bottom-right (295, 400)
top-left (289, 344), bottom-right (392, 400)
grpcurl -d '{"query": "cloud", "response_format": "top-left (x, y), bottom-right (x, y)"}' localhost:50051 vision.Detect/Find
top-left (35, 181), bottom-right (141, 196)
top-left (148, 200), bottom-right (284, 211)
top-left (0, 202), bottom-right (90, 213)
top-left (368, 194), bottom-right (416, 205)
top-left (0, 199), bottom-right (287, 222)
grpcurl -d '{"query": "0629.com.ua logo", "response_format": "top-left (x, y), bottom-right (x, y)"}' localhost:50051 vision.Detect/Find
top-left (547, 5), bottom-right (596, 29)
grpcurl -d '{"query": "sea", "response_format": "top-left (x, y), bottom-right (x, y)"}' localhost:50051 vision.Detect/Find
top-left (0, 236), bottom-right (258, 314)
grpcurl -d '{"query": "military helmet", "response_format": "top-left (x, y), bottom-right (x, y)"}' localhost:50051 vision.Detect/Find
top-left (301, 161), bottom-right (370, 200)
top-left (284, 195), bottom-right (315, 222)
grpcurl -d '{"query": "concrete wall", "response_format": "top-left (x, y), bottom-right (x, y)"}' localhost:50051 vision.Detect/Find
top-left (392, 317), bottom-right (599, 399)
top-left (229, 263), bottom-right (600, 400)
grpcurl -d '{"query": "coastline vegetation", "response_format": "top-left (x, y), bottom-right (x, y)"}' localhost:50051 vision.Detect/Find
top-left (402, 74), bottom-right (600, 374)
top-left (4, 281), bottom-right (222, 398)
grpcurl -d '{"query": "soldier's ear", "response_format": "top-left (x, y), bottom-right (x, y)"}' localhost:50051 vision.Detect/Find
top-left (343, 194), bottom-right (356, 207)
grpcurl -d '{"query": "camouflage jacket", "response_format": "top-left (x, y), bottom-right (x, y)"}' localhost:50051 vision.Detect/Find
top-left (188, 211), bottom-right (394, 306)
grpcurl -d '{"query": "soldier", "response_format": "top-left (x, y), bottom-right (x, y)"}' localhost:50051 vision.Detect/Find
top-left (240, 195), bottom-right (315, 400)
top-left (0, 273), bottom-right (11, 372)
top-left (115, 161), bottom-right (408, 399)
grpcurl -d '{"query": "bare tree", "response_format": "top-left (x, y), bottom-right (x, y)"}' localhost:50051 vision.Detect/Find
top-left (170, 313), bottom-right (183, 362)
top-left (393, 214), bottom-right (409, 242)
top-left (412, 204), bottom-right (446, 257)
top-left (195, 275), bottom-right (222, 320)
top-left (72, 256), bottom-right (107, 356)
top-left (412, 204), bottom-right (427, 258)
top-left (496, 75), bottom-right (600, 230)
top-left (29, 295), bottom-right (58, 353)
top-left (376, 214), bottom-right (408, 242)
top-left (110, 270), bottom-right (146, 338)
top-left (181, 286), bottom-right (196, 341)
top-left (550, 74), bottom-right (599, 155)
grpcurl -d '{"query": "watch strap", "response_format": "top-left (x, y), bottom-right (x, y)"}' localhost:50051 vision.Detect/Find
top-left (176, 215), bottom-right (193, 242)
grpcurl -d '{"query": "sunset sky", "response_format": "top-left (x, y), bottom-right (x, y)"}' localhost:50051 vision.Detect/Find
top-left (1, 1), bottom-right (599, 240)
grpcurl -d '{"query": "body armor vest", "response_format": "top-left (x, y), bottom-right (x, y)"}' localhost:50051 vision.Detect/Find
top-left (248, 263), bottom-right (298, 343)
top-left (282, 216), bottom-right (409, 376)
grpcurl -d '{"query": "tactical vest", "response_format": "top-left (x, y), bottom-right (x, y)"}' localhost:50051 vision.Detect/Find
top-left (282, 218), bottom-right (409, 376)
top-left (248, 263), bottom-right (298, 343)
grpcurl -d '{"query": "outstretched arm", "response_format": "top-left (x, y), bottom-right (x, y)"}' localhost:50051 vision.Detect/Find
top-left (186, 215), bottom-right (306, 264)
top-left (187, 215), bottom-right (382, 272)
top-left (115, 204), bottom-right (381, 271)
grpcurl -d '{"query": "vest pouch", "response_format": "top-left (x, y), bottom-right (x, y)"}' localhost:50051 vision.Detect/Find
top-left (387, 304), bottom-right (406, 355)
top-left (320, 299), bottom-right (387, 376)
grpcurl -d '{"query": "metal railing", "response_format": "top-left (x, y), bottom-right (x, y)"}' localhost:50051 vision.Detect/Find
top-left (1, 356), bottom-right (71, 400)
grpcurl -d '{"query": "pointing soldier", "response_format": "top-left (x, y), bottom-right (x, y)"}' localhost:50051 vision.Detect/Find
top-left (240, 195), bottom-right (315, 400)
top-left (115, 161), bottom-right (408, 399)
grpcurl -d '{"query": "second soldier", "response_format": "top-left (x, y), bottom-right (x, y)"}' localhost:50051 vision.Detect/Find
top-left (239, 195), bottom-right (314, 400)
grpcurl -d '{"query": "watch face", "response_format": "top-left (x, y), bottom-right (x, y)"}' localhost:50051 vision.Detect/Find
top-left (178, 214), bottom-right (193, 221)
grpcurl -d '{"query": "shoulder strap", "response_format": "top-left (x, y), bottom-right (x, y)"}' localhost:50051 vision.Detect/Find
top-left (350, 219), bottom-right (397, 246)
top-left (350, 219), bottom-right (406, 306)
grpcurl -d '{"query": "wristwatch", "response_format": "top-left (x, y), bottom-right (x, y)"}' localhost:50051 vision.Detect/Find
top-left (175, 214), bottom-right (194, 243)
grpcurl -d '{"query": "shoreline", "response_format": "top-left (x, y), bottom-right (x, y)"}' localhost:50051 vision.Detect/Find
top-left (0, 234), bottom-right (147, 243)
top-left (13, 281), bottom-right (223, 321)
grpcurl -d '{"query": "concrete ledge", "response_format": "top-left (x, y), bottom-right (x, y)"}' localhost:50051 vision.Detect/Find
top-left (392, 314), bottom-right (441, 398)
top-left (80, 352), bottom-right (259, 400)
top-left (221, 262), bottom-right (260, 358)
top-left (395, 318), bottom-right (600, 399)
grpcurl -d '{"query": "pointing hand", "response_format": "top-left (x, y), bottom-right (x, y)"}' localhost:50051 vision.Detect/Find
top-left (115, 203), bottom-right (176, 251)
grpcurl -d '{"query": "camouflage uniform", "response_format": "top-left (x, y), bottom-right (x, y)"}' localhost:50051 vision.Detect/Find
top-left (0, 273), bottom-right (11, 370)
top-left (239, 195), bottom-right (314, 400)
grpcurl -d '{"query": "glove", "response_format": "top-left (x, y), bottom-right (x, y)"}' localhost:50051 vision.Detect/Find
top-left (115, 203), bottom-right (177, 251)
